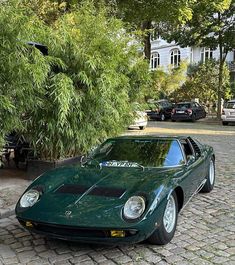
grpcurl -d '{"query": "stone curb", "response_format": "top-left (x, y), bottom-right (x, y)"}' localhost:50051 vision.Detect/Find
top-left (0, 204), bottom-right (15, 219)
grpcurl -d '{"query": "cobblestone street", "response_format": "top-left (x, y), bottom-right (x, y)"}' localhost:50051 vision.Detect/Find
top-left (0, 121), bottom-right (235, 265)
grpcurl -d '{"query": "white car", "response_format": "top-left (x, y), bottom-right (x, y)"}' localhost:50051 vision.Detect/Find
top-left (221, 99), bottom-right (235, 125)
top-left (128, 111), bottom-right (148, 130)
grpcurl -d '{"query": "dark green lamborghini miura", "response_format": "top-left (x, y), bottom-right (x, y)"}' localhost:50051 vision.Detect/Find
top-left (16, 136), bottom-right (215, 245)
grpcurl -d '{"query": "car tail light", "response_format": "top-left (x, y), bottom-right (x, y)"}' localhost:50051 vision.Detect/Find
top-left (222, 109), bottom-right (225, 115)
top-left (171, 109), bottom-right (175, 114)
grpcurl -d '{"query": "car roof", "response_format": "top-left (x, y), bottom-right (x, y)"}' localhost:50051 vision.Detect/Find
top-left (109, 135), bottom-right (187, 141)
top-left (177, 102), bottom-right (192, 104)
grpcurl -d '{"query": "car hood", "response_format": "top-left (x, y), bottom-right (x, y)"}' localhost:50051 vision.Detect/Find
top-left (17, 165), bottom-right (182, 227)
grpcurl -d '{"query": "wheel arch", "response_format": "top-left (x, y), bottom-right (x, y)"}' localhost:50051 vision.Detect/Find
top-left (174, 186), bottom-right (184, 213)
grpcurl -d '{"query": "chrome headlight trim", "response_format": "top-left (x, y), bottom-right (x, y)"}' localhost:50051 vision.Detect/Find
top-left (123, 196), bottom-right (146, 220)
top-left (20, 189), bottom-right (40, 208)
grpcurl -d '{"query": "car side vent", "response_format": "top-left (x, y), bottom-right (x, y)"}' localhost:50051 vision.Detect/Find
top-left (188, 137), bottom-right (201, 157)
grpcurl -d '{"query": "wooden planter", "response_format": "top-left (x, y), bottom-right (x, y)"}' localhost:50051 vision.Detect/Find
top-left (26, 156), bottom-right (82, 180)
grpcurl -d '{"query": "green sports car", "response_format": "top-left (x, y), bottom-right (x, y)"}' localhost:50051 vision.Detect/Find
top-left (15, 136), bottom-right (215, 245)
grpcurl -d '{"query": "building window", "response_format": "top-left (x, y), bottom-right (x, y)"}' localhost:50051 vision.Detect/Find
top-left (201, 48), bottom-right (213, 62)
top-left (151, 52), bottom-right (160, 69)
top-left (170, 49), bottom-right (181, 68)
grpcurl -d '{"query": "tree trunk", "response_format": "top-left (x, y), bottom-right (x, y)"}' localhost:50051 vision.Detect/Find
top-left (217, 13), bottom-right (223, 119)
top-left (141, 21), bottom-right (152, 60)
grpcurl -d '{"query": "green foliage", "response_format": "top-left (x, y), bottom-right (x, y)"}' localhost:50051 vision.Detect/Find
top-left (0, 0), bottom-right (149, 160)
top-left (148, 62), bottom-right (188, 99)
top-left (0, 0), bottom-right (51, 149)
top-left (173, 60), bottom-right (231, 102)
top-left (163, 0), bottom-right (235, 117)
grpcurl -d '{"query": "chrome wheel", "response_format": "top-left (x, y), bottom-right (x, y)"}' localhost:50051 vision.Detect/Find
top-left (161, 114), bottom-right (165, 121)
top-left (209, 160), bottom-right (215, 185)
top-left (163, 195), bottom-right (176, 233)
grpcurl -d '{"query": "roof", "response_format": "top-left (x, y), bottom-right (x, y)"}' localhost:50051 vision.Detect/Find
top-left (110, 135), bottom-right (186, 141)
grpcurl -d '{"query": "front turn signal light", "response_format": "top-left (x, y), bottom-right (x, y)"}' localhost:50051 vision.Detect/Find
top-left (110, 230), bottom-right (125, 237)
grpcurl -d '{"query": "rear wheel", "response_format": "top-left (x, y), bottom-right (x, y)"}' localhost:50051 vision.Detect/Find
top-left (200, 158), bottom-right (215, 193)
top-left (222, 121), bottom-right (228, 126)
top-left (191, 113), bottom-right (196, 122)
top-left (139, 126), bottom-right (145, 130)
top-left (171, 119), bottom-right (176, 122)
top-left (148, 191), bottom-right (178, 245)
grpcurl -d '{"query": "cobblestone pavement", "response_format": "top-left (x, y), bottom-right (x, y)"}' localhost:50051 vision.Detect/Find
top-left (0, 121), bottom-right (235, 265)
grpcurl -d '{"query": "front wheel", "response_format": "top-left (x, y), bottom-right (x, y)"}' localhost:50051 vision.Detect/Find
top-left (200, 158), bottom-right (215, 193)
top-left (222, 121), bottom-right (228, 126)
top-left (139, 126), bottom-right (145, 130)
top-left (148, 191), bottom-right (178, 245)
top-left (160, 113), bottom-right (165, 121)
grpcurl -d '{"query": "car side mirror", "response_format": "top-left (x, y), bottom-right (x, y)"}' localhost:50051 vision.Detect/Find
top-left (187, 155), bottom-right (195, 165)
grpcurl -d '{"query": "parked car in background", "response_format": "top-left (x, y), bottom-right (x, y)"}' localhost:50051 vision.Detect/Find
top-left (171, 102), bottom-right (206, 122)
top-left (221, 99), bottom-right (235, 125)
top-left (146, 100), bottom-right (174, 121)
top-left (129, 111), bottom-right (148, 130)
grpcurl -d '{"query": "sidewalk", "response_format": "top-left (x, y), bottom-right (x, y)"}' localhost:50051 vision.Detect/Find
top-left (0, 168), bottom-right (30, 219)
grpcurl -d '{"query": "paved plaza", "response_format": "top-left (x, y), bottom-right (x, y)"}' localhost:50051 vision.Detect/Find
top-left (0, 121), bottom-right (235, 264)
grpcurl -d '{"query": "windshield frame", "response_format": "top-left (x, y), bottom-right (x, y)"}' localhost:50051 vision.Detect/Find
top-left (88, 138), bottom-right (187, 168)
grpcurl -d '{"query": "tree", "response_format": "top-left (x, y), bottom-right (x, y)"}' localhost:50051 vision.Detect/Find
top-left (172, 60), bottom-right (231, 104)
top-left (164, 0), bottom-right (235, 118)
top-left (0, 0), bottom-right (149, 160)
top-left (115, 0), bottom-right (194, 60)
top-left (0, 0), bottom-right (52, 160)
top-left (147, 62), bottom-right (188, 100)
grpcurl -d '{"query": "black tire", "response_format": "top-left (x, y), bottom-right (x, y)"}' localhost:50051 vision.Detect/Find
top-left (191, 113), bottom-right (196, 122)
top-left (222, 121), bottom-right (228, 126)
top-left (139, 126), bottom-right (145, 130)
top-left (171, 119), bottom-right (176, 122)
top-left (148, 191), bottom-right (178, 245)
top-left (200, 158), bottom-right (215, 193)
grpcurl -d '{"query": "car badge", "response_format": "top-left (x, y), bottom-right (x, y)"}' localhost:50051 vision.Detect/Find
top-left (65, 210), bottom-right (72, 217)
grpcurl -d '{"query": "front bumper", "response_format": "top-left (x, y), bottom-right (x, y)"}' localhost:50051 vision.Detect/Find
top-left (17, 217), bottom-right (155, 244)
top-left (221, 115), bottom-right (235, 122)
top-left (147, 112), bottom-right (161, 120)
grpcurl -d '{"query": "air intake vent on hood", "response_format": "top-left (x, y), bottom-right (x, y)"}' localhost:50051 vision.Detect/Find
top-left (56, 184), bottom-right (88, 194)
top-left (89, 187), bottom-right (126, 198)
top-left (55, 185), bottom-right (126, 198)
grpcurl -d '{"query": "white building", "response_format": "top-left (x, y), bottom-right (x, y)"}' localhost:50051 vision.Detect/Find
top-left (150, 37), bottom-right (235, 76)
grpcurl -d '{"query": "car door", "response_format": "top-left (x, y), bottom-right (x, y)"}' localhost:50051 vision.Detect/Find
top-left (195, 102), bottom-right (205, 118)
top-left (165, 102), bottom-right (173, 118)
top-left (179, 138), bottom-right (206, 201)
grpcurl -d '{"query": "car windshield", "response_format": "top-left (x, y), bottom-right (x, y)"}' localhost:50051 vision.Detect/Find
top-left (176, 103), bottom-right (191, 109)
top-left (89, 139), bottom-right (185, 167)
top-left (224, 102), bottom-right (235, 109)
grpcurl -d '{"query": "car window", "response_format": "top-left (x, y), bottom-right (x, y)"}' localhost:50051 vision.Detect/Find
top-left (176, 103), bottom-right (191, 109)
top-left (224, 102), bottom-right (235, 109)
top-left (91, 139), bottom-right (185, 167)
top-left (180, 140), bottom-right (195, 161)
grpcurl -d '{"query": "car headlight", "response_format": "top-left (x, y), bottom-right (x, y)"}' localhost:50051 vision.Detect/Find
top-left (123, 196), bottom-right (146, 220)
top-left (20, 189), bottom-right (40, 208)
